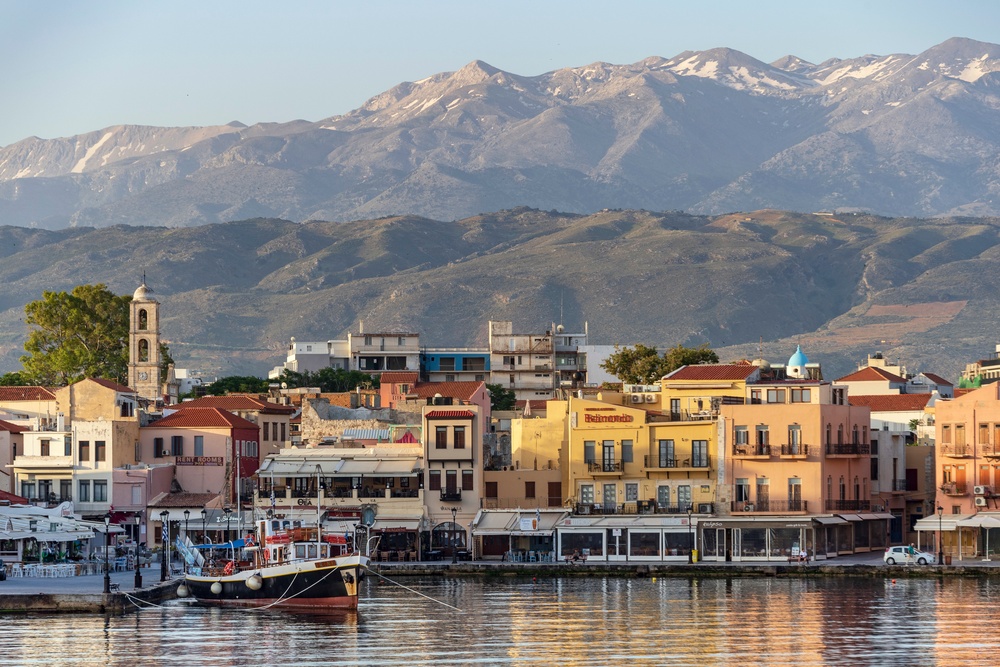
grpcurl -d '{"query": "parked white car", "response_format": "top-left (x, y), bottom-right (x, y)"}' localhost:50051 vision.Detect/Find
top-left (884, 545), bottom-right (936, 565)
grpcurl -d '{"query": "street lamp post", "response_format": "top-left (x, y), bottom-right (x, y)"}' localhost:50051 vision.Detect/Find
top-left (224, 507), bottom-right (232, 545)
top-left (451, 507), bottom-right (458, 564)
top-left (159, 510), bottom-right (169, 582)
top-left (201, 508), bottom-right (207, 544)
top-left (133, 514), bottom-right (142, 589)
top-left (103, 513), bottom-right (112, 594)
top-left (687, 505), bottom-right (694, 564)
top-left (183, 510), bottom-right (190, 574)
top-left (937, 504), bottom-right (944, 566)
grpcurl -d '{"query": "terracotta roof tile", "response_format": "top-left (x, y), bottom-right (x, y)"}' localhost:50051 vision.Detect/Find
top-left (0, 418), bottom-right (27, 433)
top-left (412, 381), bottom-right (484, 401)
top-left (0, 386), bottom-right (56, 401)
top-left (664, 365), bottom-right (759, 381)
top-left (150, 407), bottom-right (259, 430)
top-left (380, 371), bottom-right (420, 384)
top-left (0, 489), bottom-right (29, 503)
top-left (849, 394), bottom-right (932, 411)
top-left (147, 491), bottom-right (220, 509)
top-left (835, 367), bottom-right (907, 383)
top-left (84, 377), bottom-right (137, 393)
top-left (919, 372), bottom-right (953, 386)
top-left (425, 410), bottom-right (476, 419)
top-left (178, 395), bottom-right (295, 414)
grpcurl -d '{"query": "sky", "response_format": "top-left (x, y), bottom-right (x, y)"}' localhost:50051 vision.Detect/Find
top-left (0, 0), bottom-right (997, 148)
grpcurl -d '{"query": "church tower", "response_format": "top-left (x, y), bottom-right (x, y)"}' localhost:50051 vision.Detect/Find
top-left (128, 280), bottom-right (162, 402)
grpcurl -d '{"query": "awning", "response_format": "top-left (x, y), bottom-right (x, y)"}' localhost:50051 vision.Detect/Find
top-left (258, 460), bottom-right (314, 475)
top-left (193, 539), bottom-right (245, 550)
top-left (838, 514), bottom-right (863, 522)
top-left (472, 510), bottom-right (567, 536)
top-left (914, 514), bottom-right (976, 532)
top-left (374, 459), bottom-right (421, 475)
top-left (870, 512), bottom-right (895, 520)
top-left (372, 518), bottom-right (421, 532)
top-left (426, 410), bottom-right (476, 419)
top-left (813, 516), bottom-right (848, 525)
top-left (857, 513), bottom-right (883, 521)
top-left (957, 514), bottom-right (1000, 529)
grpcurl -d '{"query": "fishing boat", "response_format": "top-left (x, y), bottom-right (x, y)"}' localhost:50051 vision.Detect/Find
top-left (178, 518), bottom-right (368, 609)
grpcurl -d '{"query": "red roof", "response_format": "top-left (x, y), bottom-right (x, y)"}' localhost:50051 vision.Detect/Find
top-left (178, 395), bottom-right (295, 414)
top-left (0, 418), bottom-right (27, 433)
top-left (835, 367), bottom-right (907, 383)
top-left (412, 381), bottom-right (485, 402)
top-left (849, 394), bottom-right (932, 412)
top-left (84, 377), bottom-right (137, 393)
top-left (515, 400), bottom-right (548, 412)
top-left (150, 407), bottom-right (260, 430)
top-left (0, 386), bottom-right (56, 401)
top-left (395, 431), bottom-right (419, 443)
top-left (380, 371), bottom-right (419, 384)
top-left (919, 372), bottom-right (953, 386)
top-left (665, 365), bottom-right (759, 381)
top-left (0, 489), bottom-right (29, 504)
top-left (425, 410), bottom-right (476, 419)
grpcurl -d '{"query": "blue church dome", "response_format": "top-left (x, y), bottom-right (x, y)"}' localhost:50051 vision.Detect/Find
top-left (787, 345), bottom-right (808, 368)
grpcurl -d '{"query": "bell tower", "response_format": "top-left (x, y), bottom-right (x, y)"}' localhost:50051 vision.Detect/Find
top-left (128, 279), bottom-right (162, 402)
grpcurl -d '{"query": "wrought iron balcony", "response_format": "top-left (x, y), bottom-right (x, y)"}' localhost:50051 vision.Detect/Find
top-left (824, 499), bottom-right (872, 511)
top-left (587, 461), bottom-right (624, 474)
top-left (440, 490), bottom-right (462, 502)
top-left (825, 443), bottom-right (870, 457)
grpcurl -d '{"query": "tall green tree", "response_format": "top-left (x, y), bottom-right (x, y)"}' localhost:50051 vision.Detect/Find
top-left (21, 284), bottom-right (131, 385)
top-left (206, 375), bottom-right (270, 395)
top-left (159, 342), bottom-right (175, 383)
top-left (0, 371), bottom-right (32, 386)
top-left (601, 343), bottom-right (718, 384)
top-left (278, 368), bottom-right (378, 392)
top-left (486, 383), bottom-right (516, 411)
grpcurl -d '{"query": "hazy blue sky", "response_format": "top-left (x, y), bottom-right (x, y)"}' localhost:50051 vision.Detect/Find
top-left (1, 0), bottom-right (996, 147)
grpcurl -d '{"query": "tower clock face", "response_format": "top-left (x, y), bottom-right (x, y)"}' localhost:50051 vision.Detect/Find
top-left (138, 372), bottom-right (148, 381)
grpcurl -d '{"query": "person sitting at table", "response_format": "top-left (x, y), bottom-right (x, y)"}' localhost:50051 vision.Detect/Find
top-left (570, 549), bottom-right (582, 563)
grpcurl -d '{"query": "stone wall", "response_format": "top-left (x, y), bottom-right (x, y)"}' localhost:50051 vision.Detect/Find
top-left (299, 398), bottom-right (397, 447)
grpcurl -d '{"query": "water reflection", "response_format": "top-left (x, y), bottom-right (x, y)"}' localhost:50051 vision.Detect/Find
top-left (3, 577), bottom-right (1000, 665)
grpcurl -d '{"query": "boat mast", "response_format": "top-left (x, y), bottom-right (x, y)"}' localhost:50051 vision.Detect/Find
top-left (315, 464), bottom-right (322, 555)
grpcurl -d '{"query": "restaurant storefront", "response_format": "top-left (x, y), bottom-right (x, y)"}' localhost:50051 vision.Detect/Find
top-left (555, 515), bottom-right (694, 562)
top-left (698, 517), bottom-right (815, 562)
top-left (472, 509), bottom-right (566, 561)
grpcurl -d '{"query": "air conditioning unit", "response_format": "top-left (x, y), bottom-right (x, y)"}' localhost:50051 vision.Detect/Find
top-left (645, 394), bottom-right (657, 403)
top-left (630, 395), bottom-right (643, 403)
top-left (697, 503), bottom-right (713, 514)
top-left (975, 496), bottom-right (988, 507)
top-left (974, 485), bottom-right (992, 496)
top-left (161, 449), bottom-right (171, 457)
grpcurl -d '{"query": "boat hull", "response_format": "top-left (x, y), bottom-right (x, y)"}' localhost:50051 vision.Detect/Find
top-left (183, 554), bottom-right (366, 610)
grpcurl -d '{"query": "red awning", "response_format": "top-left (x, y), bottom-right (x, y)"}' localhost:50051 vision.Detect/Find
top-left (0, 489), bottom-right (29, 504)
top-left (425, 410), bottom-right (475, 419)
top-left (395, 431), bottom-right (419, 443)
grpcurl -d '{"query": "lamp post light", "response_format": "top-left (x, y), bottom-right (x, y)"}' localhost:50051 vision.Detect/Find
top-left (224, 507), bottom-right (232, 544)
top-left (201, 508), bottom-right (207, 544)
top-left (451, 507), bottom-right (458, 564)
top-left (103, 513), bottom-right (112, 594)
top-left (687, 505), bottom-right (694, 564)
top-left (133, 514), bottom-right (142, 589)
top-left (159, 510), bottom-right (169, 582)
top-left (183, 510), bottom-right (190, 574)
top-left (937, 504), bottom-right (944, 566)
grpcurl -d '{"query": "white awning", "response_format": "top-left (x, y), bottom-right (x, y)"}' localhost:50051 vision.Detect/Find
top-left (472, 510), bottom-right (567, 536)
top-left (372, 518), bottom-right (422, 531)
top-left (373, 459), bottom-right (421, 475)
top-left (914, 514), bottom-right (976, 532)
top-left (813, 516), bottom-right (848, 525)
top-left (957, 514), bottom-right (1000, 529)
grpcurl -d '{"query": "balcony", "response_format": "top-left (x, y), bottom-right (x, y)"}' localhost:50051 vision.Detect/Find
top-left (588, 461), bottom-right (624, 475)
top-left (481, 497), bottom-right (563, 510)
top-left (940, 445), bottom-right (973, 458)
top-left (643, 455), bottom-right (712, 471)
top-left (573, 501), bottom-right (698, 516)
top-left (983, 444), bottom-right (1000, 458)
top-left (733, 500), bottom-right (809, 513)
top-left (733, 445), bottom-right (770, 459)
top-left (825, 499), bottom-right (872, 511)
top-left (825, 443), bottom-right (870, 457)
top-left (647, 410), bottom-right (719, 423)
top-left (779, 444), bottom-right (809, 459)
top-left (891, 479), bottom-right (910, 493)
top-left (440, 490), bottom-right (462, 502)
top-left (939, 482), bottom-right (968, 497)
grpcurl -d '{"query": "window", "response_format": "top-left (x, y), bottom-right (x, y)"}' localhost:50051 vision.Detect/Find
top-left (657, 485), bottom-right (671, 509)
top-left (766, 389), bottom-right (785, 404)
top-left (262, 422), bottom-right (270, 441)
top-left (462, 470), bottom-right (474, 491)
top-left (735, 478), bottom-right (750, 502)
top-left (750, 389), bottom-right (762, 405)
top-left (280, 422), bottom-right (286, 442)
top-left (625, 483), bottom-right (638, 502)
top-left (788, 425), bottom-right (801, 452)
top-left (436, 426), bottom-right (448, 449)
top-left (580, 484), bottom-right (594, 504)
top-left (94, 480), bottom-right (108, 502)
top-left (942, 425), bottom-right (951, 444)
top-left (138, 308), bottom-right (148, 330)
top-left (503, 355), bottom-right (515, 367)
top-left (138, 338), bottom-right (149, 362)
top-left (852, 425), bottom-right (859, 445)
top-left (440, 357), bottom-right (456, 371)
top-left (981, 423), bottom-right (990, 445)
top-left (194, 435), bottom-right (204, 457)
top-left (621, 439), bottom-right (633, 464)
top-left (692, 440), bottom-right (709, 467)
top-left (154, 437), bottom-right (164, 457)
top-left (445, 470), bottom-right (457, 492)
top-left (525, 481), bottom-right (536, 498)
top-left (428, 470), bottom-right (441, 491)
top-left (95, 440), bottom-right (106, 462)
top-left (871, 455), bottom-right (879, 481)
top-left (734, 427), bottom-right (748, 446)
top-left (64, 436), bottom-right (71, 456)
top-left (826, 424), bottom-right (832, 446)
top-left (20, 481), bottom-right (35, 500)
top-left (658, 439), bottom-right (674, 467)
top-left (956, 425), bottom-right (966, 447)
top-left (788, 478), bottom-right (802, 510)
top-left (445, 374), bottom-right (456, 382)
top-left (602, 441), bottom-right (615, 471)
top-left (837, 424), bottom-right (844, 445)
top-left (60, 479), bottom-right (71, 501)
top-left (454, 426), bottom-right (466, 449)
top-left (79, 440), bottom-right (90, 462)
top-left (40, 439), bottom-right (50, 456)
top-left (79, 480), bottom-right (91, 502)
top-left (485, 481), bottom-right (498, 498)
top-left (398, 336), bottom-right (405, 347)
top-left (171, 435), bottom-right (183, 456)
top-left (790, 388), bottom-right (811, 403)
top-left (584, 440), bottom-right (596, 464)
top-left (756, 426), bottom-right (769, 447)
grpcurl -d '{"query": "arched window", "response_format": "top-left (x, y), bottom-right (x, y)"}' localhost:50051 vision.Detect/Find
top-left (138, 309), bottom-right (148, 331)
top-left (837, 424), bottom-right (844, 446)
top-left (825, 423), bottom-right (832, 447)
top-left (827, 476), bottom-right (833, 501)
top-left (431, 521), bottom-right (466, 551)
top-left (138, 339), bottom-right (149, 362)
top-left (854, 476), bottom-right (860, 500)
top-left (839, 476), bottom-right (846, 501)
top-left (852, 424), bottom-right (859, 445)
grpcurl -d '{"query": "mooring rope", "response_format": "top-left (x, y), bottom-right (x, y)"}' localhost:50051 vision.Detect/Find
top-left (365, 568), bottom-right (462, 611)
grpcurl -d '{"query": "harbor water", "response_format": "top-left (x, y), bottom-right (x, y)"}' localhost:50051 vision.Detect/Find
top-left (3, 575), bottom-right (1000, 665)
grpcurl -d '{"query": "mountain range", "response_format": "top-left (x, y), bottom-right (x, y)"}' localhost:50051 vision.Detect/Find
top-left (2, 38), bottom-right (1000, 228)
top-left (0, 209), bottom-right (996, 382)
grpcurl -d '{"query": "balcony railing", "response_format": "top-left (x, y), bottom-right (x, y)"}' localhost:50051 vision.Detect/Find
top-left (643, 455), bottom-right (712, 469)
top-left (648, 410), bottom-right (719, 423)
top-left (574, 501), bottom-right (696, 516)
top-left (733, 445), bottom-right (770, 457)
top-left (733, 499), bottom-right (808, 513)
top-left (825, 443), bottom-right (870, 456)
top-left (940, 482), bottom-right (968, 496)
top-left (588, 461), bottom-right (624, 473)
top-left (892, 479), bottom-right (910, 492)
top-left (440, 490), bottom-right (462, 502)
top-left (779, 444), bottom-right (809, 457)
top-left (825, 499), bottom-right (872, 511)
top-left (481, 497), bottom-right (563, 509)
top-left (941, 445), bottom-right (973, 458)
